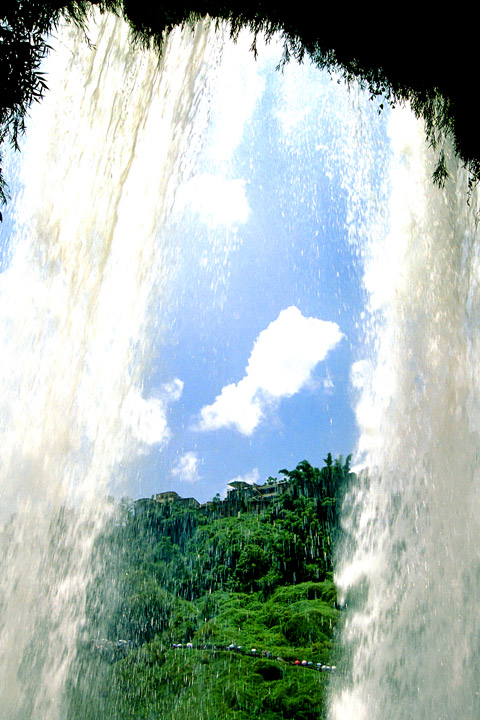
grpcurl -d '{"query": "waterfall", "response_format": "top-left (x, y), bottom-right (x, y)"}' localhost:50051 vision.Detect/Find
top-left (1, 7), bottom-right (479, 720)
top-left (0, 13), bottom-right (226, 719)
top-left (331, 110), bottom-right (480, 718)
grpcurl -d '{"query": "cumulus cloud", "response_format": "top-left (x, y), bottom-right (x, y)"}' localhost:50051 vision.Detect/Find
top-left (197, 306), bottom-right (343, 435)
top-left (171, 451), bottom-right (200, 483)
top-left (229, 467), bottom-right (260, 486)
top-left (122, 379), bottom-right (183, 447)
top-left (175, 174), bottom-right (250, 229)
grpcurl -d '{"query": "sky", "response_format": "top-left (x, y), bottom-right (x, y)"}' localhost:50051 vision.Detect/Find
top-left (122, 32), bottom-right (389, 503)
top-left (0, 20), bottom-right (391, 506)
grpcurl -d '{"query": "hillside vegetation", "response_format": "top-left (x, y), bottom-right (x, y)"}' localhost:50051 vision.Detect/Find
top-left (65, 456), bottom-right (352, 719)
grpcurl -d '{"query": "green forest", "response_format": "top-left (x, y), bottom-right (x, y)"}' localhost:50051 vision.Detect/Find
top-left (64, 456), bottom-right (353, 720)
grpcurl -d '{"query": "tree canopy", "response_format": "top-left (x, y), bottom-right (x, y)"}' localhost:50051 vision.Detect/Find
top-left (64, 456), bottom-right (352, 719)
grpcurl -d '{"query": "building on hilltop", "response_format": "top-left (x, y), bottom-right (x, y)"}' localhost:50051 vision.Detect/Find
top-left (134, 479), bottom-right (290, 516)
top-left (133, 491), bottom-right (200, 515)
top-left (154, 491), bottom-right (180, 503)
top-left (226, 479), bottom-right (290, 504)
top-left (154, 491), bottom-right (200, 508)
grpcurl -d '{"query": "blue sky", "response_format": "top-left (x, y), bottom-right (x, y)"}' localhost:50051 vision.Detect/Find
top-left (122, 33), bottom-right (388, 503)
top-left (0, 20), bottom-right (391, 506)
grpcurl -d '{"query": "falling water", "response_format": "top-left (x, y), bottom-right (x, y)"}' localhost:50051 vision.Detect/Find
top-left (2, 7), bottom-right (480, 720)
top-left (331, 110), bottom-right (480, 717)
top-left (0, 13), bottom-right (228, 719)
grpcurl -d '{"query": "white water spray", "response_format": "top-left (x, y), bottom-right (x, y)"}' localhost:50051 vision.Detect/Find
top-left (1, 7), bottom-right (479, 720)
top-left (0, 13), bottom-right (227, 718)
top-left (331, 109), bottom-right (480, 718)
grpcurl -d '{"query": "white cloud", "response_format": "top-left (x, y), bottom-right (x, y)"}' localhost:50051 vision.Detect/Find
top-left (160, 378), bottom-right (184, 402)
top-left (122, 379), bottom-right (183, 447)
top-left (197, 306), bottom-right (343, 435)
top-left (198, 381), bottom-right (263, 436)
top-left (175, 174), bottom-right (250, 228)
top-left (171, 451), bottom-right (200, 483)
top-left (229, 468), bottom-right (260, 486)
